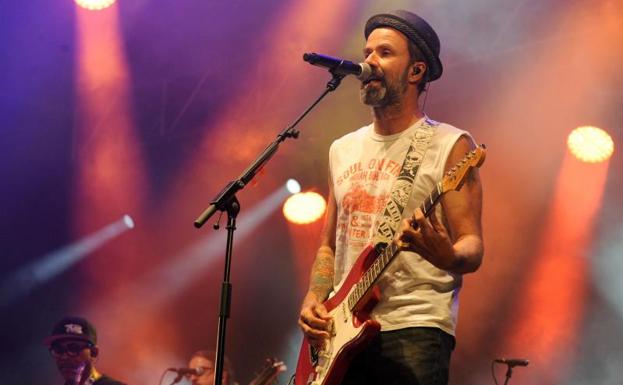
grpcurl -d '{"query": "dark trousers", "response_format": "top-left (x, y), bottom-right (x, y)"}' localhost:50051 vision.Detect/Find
top-left (340, 327), bottom-right (455, 385)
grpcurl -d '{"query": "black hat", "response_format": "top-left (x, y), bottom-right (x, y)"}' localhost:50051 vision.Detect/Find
top-left (364, 10), bottom-right (443, 81)
top-left (43, 316), bottom-right (97, 346)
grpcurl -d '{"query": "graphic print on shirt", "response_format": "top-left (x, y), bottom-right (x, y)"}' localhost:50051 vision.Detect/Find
top-left (335, 157), bottom-right (402, 271)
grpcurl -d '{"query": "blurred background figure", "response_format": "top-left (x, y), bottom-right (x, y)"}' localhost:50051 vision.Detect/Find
top-left (187, 350), bottom-right (236, 385)
top-left (44, 316), bottom-right (127, 385)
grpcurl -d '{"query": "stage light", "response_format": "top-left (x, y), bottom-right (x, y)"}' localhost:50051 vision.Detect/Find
top-left (123, 214), bottom-right (135, 229)
top-left (75, 0), bottom-right (116, 11)
top-left (567, 126), bottom-right (614, 163)
top-left (0, 215), bottom-right (134, 306)
top-left (97, 184), bottom-right (292, 311)
top-left (283, 192), bottom-right (326, 225)
top-left (286, 179), bottom-right (301, 194)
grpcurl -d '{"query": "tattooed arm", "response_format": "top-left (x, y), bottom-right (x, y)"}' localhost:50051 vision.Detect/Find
top-left (298, 182), bottom-right (337, 347)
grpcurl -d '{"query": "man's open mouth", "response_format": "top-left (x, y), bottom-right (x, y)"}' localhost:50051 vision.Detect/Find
top-left (363, 76), bottom-right (383, 85)
top-left (58, 363), bottom-right (84, 372)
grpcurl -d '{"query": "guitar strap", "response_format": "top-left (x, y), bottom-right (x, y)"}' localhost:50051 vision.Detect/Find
top-left (372, 117), bottom-right (437, 246)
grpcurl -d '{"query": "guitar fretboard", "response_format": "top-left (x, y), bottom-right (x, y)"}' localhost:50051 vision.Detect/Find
top-left (346, 182), bottom-right (443, 311)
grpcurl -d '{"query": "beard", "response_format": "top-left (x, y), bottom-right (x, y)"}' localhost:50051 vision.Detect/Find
top-left (360, 67), bottom-right (409, 107)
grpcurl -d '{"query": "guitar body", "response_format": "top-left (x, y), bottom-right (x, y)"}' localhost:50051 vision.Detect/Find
top-left (295, 245), bottom-right (382, 385)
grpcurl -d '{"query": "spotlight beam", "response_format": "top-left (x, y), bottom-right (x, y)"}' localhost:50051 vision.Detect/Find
top-left (0, 215), bottom-right (134, 307)
top-left (93, 183), bottom-right (293, 313)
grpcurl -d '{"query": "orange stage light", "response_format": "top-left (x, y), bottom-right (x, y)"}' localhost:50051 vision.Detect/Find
top-left (567, 126), bottom-right (614, 163)
top-left (283, 192), bottom-right (326, 225)
top-left (500, 151), bottom-right (610, 384)
top-left (75, 0), bottom-right (116, 11)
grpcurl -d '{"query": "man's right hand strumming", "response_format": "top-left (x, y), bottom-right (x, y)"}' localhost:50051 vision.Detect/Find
top-left (298, 292), bottom-right (332, 349)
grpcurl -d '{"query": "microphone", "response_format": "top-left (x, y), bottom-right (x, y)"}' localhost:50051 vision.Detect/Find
top-left (494, 358), bottom-right (529, 367)
top-left (70, 362), bottom-right (88, 385)
top-left (303, 52), bottom-right (372, 81)
top-left (167, 367), bottom-right (206, 376)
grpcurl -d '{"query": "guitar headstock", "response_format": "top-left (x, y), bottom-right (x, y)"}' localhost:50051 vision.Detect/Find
top-left (440, 144), bottom-right (486, 193)
top-left (248, 358), bottom-right (287, 385)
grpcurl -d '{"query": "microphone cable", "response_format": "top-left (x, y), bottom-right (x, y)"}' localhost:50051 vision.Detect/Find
top-left (158, 368), bottom-right (170, 385)
top-left (491, 359), bottom-right (499, 385)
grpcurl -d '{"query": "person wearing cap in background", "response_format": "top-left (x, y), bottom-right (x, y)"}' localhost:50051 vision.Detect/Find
top-left (44, 316), bottom-right (127, 385)
top-left (298, 9), bottom-right (483, 385)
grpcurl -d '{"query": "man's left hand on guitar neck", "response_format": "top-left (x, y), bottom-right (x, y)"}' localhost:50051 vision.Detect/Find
top-left (399, 207), bottom-right (457, 271)
top-left (399, 135), bottom-right (484, 275)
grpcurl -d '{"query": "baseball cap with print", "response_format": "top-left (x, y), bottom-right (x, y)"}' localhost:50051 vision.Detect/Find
top-left (43, 316), bottom-right (97, 346)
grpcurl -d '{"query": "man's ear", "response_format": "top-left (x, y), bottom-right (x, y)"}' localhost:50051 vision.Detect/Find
top-left (409, 63), bottom-right (426, 83)
top-left (90, 346), bottom-right (99, 358)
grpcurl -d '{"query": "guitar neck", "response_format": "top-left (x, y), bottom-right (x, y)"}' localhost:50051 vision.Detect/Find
top-left (345, 143), bottom-right (486, 313)
top-left (347, 182), bottom-right (444, 311)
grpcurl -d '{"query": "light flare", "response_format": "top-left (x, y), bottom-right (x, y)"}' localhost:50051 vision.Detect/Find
top-left (499, 151), bottom-right (610, 384)
top-left (75, 0), bottom-right (116, 11)
top-left (283, 192), bottom-right (326, 225)
top-left (287, 179), bottom-right (302, 194)
top-left (567, 126), bottom-right (614, 163)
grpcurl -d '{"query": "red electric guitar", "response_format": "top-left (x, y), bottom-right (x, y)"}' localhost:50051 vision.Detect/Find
top-left (294, 145), bottom-right (486, 385)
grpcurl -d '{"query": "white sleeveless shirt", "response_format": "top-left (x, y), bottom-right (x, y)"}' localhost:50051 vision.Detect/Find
top-left (329, 117), bottom-right (468, 335)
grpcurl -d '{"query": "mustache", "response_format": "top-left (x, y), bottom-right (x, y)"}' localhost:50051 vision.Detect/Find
top-left (361, 74), bottom-right (385, 86)
top-left (58, 362), bottom-right (88, 370)
top-left (362, 70), bottom-right (384, 85)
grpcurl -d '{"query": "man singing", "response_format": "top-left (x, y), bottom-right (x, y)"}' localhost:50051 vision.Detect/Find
top-left (298, 10), bottom-right (483, 385)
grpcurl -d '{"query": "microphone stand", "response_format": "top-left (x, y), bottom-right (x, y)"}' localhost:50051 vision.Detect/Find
top-left (193, 71), bottom-right (346, 385)
top-left (503, 364), bottom-right (513, 385)
top-left (170, 372), bottom-right (184, 385)
top-left (496, 362), bottom-right (524, 385)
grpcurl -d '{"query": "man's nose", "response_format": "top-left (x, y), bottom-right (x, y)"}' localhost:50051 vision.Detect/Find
top-left (364, 52), bottom-right (379, 67)
top-left (55, 352), bottom-right (71, 360)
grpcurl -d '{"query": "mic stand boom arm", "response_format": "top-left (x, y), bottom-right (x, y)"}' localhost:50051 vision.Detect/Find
top-left (192, 71), bottom-right (346, 385)
top-left (194, 72), bottom-right (345, 229)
